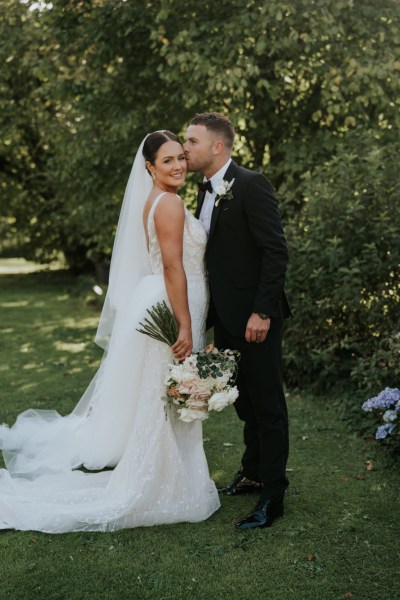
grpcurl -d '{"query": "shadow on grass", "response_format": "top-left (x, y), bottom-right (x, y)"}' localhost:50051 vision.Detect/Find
top-left (0, 269), bottom-right (104, 423)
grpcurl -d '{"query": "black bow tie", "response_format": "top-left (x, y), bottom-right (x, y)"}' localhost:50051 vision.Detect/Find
top-left (197, 180), bottom-right (213, 194)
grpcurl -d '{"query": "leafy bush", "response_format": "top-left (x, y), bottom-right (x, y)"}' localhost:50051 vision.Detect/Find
top-left (2, 0), bottom-right (400, 275)
top-left (283, 129), bottom-right (400, 396)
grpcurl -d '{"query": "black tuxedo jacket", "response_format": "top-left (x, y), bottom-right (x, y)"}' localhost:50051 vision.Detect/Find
top-left (196, 160), bottom-right (291, 337)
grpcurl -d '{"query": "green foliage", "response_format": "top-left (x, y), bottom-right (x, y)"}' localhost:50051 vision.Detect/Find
top-left (2, 0), bottom-right (400, 273)
top-left (1, 0), bottom-right (399, 396)
top-left (154, 0), bottom-right (400, 188)
top-left (351, 335), bottom-right (400, 395)
top-left (284, 129), bottom-right (400, 395)
top-left (0, 0), bottom-right (60, 261)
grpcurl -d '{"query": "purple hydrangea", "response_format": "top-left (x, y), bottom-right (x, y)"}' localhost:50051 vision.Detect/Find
top-left (362, 387), bottom-right (399, 441)
top-left (375, 423), bottom-right (396, 440)
top-left (362, 387), bottom-right (400, 412)
top-left (383, 410), bottom-right (398, 423)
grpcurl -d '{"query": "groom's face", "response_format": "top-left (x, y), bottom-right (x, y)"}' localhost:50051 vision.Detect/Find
top-left (184, 125), bottom-right (215, 173)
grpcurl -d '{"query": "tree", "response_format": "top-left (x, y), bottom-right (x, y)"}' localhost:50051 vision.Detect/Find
top-left (0, 0), bottom-right (60, 261)
top-left (1, 0), bottom-right (399, 278)
top-left (153, 0), bottom-right (400, 199)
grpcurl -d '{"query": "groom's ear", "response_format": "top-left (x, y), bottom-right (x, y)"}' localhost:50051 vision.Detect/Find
top-left (212, 139), bottom-right (225, 155)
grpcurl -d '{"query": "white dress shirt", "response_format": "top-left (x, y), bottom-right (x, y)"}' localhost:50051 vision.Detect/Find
top-left (199, 158), bottom-right (232, 236)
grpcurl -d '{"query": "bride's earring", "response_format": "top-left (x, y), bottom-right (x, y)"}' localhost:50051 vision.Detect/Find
top-left (151, 172), bottom-right (156, 181)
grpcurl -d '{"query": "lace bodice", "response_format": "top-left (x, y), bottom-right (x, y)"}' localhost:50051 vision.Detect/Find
top-left (147, 193), bottom-right (207, 278)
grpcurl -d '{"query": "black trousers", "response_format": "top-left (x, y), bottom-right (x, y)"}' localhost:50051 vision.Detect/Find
top-left (213, 305), bottom-right (289, 501)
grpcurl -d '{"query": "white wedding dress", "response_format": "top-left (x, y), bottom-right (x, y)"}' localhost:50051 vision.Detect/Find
top-left (0, 192), bottom-right (220, 532)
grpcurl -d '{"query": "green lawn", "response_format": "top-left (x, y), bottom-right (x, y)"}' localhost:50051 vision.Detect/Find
top-left (0, 265), bottom-right (399, 600)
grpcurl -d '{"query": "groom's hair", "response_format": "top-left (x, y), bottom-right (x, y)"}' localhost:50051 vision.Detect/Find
top-left (189, 112), bottom-right (235, 150)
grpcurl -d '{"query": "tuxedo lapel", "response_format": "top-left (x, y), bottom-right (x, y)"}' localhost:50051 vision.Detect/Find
top-left (195, 187), bottom-right (206, 219)
top-left (208, 161), bottom-right (239, 241)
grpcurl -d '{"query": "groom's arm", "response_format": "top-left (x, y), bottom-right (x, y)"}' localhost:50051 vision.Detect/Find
top-left (243, 173), bottom-right (289, 319)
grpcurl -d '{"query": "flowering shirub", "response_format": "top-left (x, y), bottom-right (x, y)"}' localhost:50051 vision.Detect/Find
top-left (214, 178), bottom-right (235, 207)
top-left (362, 387), bottom-right (400, 440)
top-left (137, 304), bottom-right (240, 423)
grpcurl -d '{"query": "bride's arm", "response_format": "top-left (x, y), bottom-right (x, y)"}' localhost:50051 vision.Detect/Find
top-left (154, 194), bottom-right (192, 360)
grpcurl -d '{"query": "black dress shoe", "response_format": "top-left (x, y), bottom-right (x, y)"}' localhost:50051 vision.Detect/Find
top-left (235, 496), bottom-right (284, 530)
top-left (218, 471), bottom-right (262, 495)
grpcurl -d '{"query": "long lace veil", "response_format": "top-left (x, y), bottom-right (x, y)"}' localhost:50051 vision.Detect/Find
top-left (0, 135), bottom-right (162, 474)
top-left (95, 136), bottom-right (152, 350)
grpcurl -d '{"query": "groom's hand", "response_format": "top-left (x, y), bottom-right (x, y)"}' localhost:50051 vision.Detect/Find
top-left (245, 313), bottom-right (270, 343)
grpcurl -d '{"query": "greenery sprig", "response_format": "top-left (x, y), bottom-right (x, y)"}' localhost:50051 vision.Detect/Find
top-left (196, 347), bottom-right (240, 381)
top-left (136, 301), bottom-right (178, 346)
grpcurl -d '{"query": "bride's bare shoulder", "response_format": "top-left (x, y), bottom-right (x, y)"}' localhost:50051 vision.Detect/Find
top-left (154, 193), bottom-right (184, 217)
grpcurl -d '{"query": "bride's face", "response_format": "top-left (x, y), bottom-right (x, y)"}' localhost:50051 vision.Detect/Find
top-left (150, 141), bottom-right (187, 190)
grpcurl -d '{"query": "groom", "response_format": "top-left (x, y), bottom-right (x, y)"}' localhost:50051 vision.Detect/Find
top-left (184, 112), bottom-right (291, 529)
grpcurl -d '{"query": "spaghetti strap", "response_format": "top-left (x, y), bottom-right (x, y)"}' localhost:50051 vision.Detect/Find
top-left (145, 192), bottom-right (168, 250)
top-left (148, 192), bottom-right (168, 221)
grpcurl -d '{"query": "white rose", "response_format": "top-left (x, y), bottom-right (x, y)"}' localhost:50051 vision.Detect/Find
top-left (208, 387), bottom-right (238, 412)
top-left (166, 365), bottom-right (197, 386)
top-left (183, 355), bottom-right (197, 367)
top-left (214, 184), bottom-right (226, 196)
top-left (214, 372), bottom-right (230, 390)
top-left (208, 391), bottom-right (230, 412)
top-left (181, 362), bottom-right (198, 382)
top-left (166, 364), bottom-right (184, 384)
top-left (226, 386), bottom-right (239, 404)
top-left (178, 407), bottom-right (209, 423)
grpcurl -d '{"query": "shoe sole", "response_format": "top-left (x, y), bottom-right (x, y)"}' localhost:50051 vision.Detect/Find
top-left (235, 509), bottom-right (284, 530)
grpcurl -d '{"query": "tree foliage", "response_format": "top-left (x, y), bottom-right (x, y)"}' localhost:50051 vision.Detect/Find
top-left (2, 0), bottom-right (399, 266)
top-left (1, 0), bottom-right (399, 392)
top-left (284, 129), bottom-right (400, 394)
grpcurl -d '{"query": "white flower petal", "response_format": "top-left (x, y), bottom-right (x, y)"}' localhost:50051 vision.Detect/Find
top-left (178, 407), bottom-right (209, 422)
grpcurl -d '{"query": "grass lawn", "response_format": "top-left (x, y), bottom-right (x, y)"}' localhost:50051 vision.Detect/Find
top-left (0, 264), bottom-right (399, 600)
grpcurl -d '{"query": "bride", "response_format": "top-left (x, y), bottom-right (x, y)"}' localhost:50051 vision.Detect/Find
top-left (0, 131), bottom-right (220, 532)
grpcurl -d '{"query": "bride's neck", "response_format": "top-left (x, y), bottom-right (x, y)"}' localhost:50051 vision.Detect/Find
top-left (153, 183), bottom-right (179, 194)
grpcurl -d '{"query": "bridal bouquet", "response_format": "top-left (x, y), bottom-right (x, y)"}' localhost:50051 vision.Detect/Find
top-left (137, 302), bottom-right (240, 422)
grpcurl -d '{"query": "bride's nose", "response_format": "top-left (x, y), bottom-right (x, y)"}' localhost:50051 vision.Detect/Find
top-left (172, 159), bottom-right (182, 171)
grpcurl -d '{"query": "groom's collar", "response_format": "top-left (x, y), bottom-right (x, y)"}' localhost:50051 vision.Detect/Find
top-left (205, 158), bottom-right (232, 186)
top-left (223, 159), bottom-right (239, 181)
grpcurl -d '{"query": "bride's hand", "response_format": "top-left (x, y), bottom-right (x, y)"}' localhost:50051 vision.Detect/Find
top-left (171, 327), bottom-right (193, 361)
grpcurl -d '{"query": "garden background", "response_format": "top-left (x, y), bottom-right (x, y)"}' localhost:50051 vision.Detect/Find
top-left (0, 1), bottom-right (399, 599)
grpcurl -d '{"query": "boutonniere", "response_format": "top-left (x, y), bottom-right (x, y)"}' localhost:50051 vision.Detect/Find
top-left (214, 178), bottom-right (235, 207)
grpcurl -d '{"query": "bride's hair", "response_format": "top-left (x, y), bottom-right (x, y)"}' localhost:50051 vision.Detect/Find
top-left (142, 130), bottom-right (181, 168)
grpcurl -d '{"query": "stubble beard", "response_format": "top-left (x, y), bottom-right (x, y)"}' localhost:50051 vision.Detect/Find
top-left (187, 155), bottom-right (214, 176)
